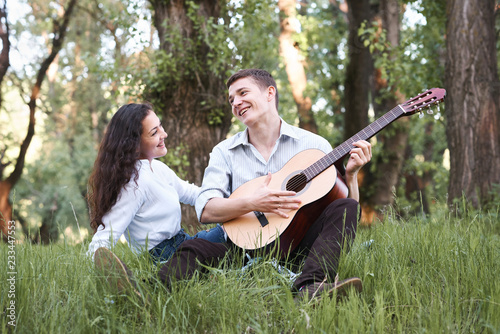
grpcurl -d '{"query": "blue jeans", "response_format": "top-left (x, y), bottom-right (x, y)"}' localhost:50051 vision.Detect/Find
top-left (149, 224), bottom-right (225, 263)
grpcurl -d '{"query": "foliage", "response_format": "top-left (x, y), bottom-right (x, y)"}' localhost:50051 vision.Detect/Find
top-left (225, 0), bottom-right (298, 135)
top-left (226, 0), bottom-right (281, 71)
top-left (296, 0), bottom-right (350, 145)
top-left (2, 204), bottom-right (499, 332)
top-left (159, 143), bottom-right (191, 180)
top-left (15, 130), bottom-right (96, 242)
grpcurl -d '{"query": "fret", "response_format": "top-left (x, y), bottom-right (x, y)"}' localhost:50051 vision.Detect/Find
top-left (304, 104), bottom-right (405, 180)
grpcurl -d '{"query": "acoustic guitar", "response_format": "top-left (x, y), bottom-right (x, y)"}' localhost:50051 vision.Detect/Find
top-left (223, 88), bottom-right (446, 257)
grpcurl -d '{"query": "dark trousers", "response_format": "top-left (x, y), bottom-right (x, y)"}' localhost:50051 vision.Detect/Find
top-left (158, 198), bottom-right (360, 290)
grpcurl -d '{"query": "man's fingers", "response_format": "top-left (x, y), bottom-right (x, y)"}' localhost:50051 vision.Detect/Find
top-left (351, 140), bottom-right (372, 162)
top-left (274, 190), bottom-right (298, 197)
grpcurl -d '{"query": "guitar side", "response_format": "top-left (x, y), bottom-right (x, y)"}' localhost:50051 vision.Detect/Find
top-left (223, 149), bottom-right (348, 254)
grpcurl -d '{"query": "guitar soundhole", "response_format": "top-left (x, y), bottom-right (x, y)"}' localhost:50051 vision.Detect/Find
top-left (286, 173), bottom-right (307, 192)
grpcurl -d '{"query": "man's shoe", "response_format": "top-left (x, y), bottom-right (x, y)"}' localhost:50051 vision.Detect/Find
top-left (295, 277), bottom-right (362, 303)
top-left (94, 247), bottom-right (142, 298)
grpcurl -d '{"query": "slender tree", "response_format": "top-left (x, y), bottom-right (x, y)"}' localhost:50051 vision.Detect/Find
top-left (0, 0), bottom-right (11, 236)
top-left (0, 0), bottom-right (78, 240)
top-left (278, 0), bottom-right (318, 133)
top-left (0, 0), bottom-right (9, 108)
top-left (445, 0), bottom-right (500, 209)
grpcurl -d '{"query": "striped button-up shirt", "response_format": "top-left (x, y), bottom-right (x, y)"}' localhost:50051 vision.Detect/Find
top-left (195, 119), bottom-right (333, 220)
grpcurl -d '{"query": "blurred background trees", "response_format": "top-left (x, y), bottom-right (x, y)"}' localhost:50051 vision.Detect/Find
top-left (0, 0), bottom-right (498, 243)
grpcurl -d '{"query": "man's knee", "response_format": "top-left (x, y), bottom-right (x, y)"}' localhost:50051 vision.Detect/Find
top-left (337, 197), bottom-right (359, 208)
top-left (325, 198), bottom-right (359, 217)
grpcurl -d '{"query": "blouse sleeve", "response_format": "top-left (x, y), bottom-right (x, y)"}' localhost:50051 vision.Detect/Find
top-left (86, 182), bottom-right (144, 260)
top-left (166, 165), bottom-right (200, 206)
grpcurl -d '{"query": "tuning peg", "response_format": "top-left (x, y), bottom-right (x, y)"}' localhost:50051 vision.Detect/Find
top-left (419, 110), bottom-right (424, 118)
top-left (436, 104), bottom-right (440, 112)
top-left (427, 105), bottom-right (433, 115)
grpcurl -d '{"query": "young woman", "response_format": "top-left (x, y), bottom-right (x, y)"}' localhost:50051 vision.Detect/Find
top-left (86, 103), bottom-right (224, 263)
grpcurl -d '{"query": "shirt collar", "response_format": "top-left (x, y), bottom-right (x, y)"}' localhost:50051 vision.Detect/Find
top-left (228, 118), bottom-right (299, 150)
top-left (279, 119), bottom-right (300, 140)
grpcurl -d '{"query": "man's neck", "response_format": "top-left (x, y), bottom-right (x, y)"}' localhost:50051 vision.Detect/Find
top-left (247, 114), bottom-right (281, 162)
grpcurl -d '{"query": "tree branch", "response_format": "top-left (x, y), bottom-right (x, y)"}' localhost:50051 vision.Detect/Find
top-left (6, 0), bottom-right (78, 187)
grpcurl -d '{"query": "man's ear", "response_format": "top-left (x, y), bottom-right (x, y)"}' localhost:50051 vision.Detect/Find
top-left (267, 86), bottom-right (276, 102)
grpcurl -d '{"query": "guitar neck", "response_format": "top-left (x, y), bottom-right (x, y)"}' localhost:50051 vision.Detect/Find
top-left (303, 104), bottom-right (406, 181)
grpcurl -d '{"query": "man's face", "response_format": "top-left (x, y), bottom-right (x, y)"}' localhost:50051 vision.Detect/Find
top-left (228, 77), bottom-right (272, 127)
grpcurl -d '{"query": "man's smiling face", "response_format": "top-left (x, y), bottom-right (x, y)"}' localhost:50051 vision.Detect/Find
top-left (228, 77), bottom-right (273, 127)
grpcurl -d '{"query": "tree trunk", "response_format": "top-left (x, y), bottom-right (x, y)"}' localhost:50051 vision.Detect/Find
top-left (344, 0), bottom-right (374, 222)
top-left (278, 0), bottom-right (318, 133)
top-left (0, 0), bottom-right (10, 108)
top-left (344, 0), bottom-right (373, 140)
top-left (0, 181), bottom-right (12, 240)
top-left (445, 0), bottom-right (500, 209)
top-left (363, 0), bottom-right (408, 222)
top-left (149, 0), bottom-right (232, 231)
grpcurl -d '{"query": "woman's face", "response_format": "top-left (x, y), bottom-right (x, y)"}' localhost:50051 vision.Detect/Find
top-left (138, 110), bottom-right (168, 161)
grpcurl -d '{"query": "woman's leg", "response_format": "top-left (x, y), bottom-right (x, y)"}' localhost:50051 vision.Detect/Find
top-left (150, 225), bottom-right (225, 263)
top-left (192, 224), bottom-right (226, 243)
top-left (149, 231), bottom-right (189, 262)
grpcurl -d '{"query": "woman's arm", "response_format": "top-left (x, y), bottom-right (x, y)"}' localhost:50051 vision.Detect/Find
top-left (87, 182), bottom-right (143, 259)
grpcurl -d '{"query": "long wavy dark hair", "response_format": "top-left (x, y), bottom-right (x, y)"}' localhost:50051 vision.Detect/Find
top-left (87, 103), bottom-right (153, 233)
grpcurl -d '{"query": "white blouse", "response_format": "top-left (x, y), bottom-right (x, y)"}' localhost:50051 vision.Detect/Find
top-left (87, 159), bottom-right (199, 257)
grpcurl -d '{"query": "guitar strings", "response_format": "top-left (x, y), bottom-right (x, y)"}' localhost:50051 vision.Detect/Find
top-left (285, 106), bottom-right (403, 192)
top-left (282, 94), bottom-right (444, 193)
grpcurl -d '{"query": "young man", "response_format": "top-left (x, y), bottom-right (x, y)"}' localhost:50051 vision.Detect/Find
top-left (155, 68), bottom-right (372, 300)
top-left (98, 69), bottom-right (371, 301)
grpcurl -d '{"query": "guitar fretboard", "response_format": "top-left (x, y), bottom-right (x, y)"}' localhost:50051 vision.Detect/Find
top-left (303, 104), bottom-right (406, 181)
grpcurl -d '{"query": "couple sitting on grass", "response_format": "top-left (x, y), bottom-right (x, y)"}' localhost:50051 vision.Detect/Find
top-left (87, 68), bottom-right (372, 302)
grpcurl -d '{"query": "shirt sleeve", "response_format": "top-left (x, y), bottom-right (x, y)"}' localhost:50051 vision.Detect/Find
top-left (195, 145), bottom-right (232, 221)
top-left (168, 167), bottom-right (201, 206)
top-left (317, 136), bottom-right (333, 153)
top-left (86, 182), bottom-right (144, 260)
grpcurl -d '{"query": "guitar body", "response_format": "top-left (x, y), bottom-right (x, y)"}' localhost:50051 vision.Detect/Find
top-left (223, 149), bottom-right (348, 257)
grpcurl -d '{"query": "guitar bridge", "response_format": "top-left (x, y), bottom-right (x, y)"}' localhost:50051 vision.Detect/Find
top-left (253, 211), bottom-right (269, 227)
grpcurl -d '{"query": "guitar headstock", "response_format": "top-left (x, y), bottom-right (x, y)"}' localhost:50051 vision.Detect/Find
top-left (401, 88), bottom-right (446, 115)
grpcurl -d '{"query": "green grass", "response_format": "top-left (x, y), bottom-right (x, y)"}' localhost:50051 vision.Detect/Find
top-left (2, 206), bottom-right (499, 333)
